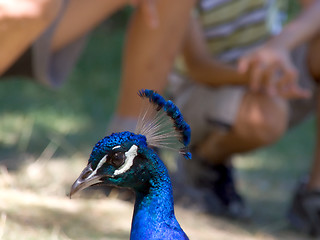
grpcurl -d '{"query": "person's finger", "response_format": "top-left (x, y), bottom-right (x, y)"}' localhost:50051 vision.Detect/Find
top-left (240, 56), bottom-right (257, 89)
top-left (279, 86), bottom-right (312, 99)
top-left (275, 59), bottom-right (298, 97)
top-left (276, 72), bottom-right (312, 99)
top-left (238, 57), bottom-right (250, 74)
top-left (250, 62), bottom-right (265, 92)
top-left (263, 63), bottom-right (278, 96)
top-left (278, 57), bottom-right (298, 86)
top-left (292, 87), bottom-right (312, 99)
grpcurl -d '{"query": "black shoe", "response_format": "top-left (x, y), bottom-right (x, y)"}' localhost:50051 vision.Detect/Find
top-left (177, 154), bottom-right (251, 219)
top-left (198, 162), bottom-right (250, 219)
top-left (288, 179), bottom-right (320, 237)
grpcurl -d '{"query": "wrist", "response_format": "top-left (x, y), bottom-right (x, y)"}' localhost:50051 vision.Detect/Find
top-left (266, 36), bottom-right (292, 52)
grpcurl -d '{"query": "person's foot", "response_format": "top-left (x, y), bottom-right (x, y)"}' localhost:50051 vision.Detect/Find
top-left (174, 154), bottom-right (251, 219)
top-left (288, 178), bottom-right (320, 237)
top-left (203, 163), bottom-right (250, 218)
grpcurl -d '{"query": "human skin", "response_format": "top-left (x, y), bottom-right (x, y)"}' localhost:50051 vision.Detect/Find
top-left (182, 0), bottom-right (320, 190)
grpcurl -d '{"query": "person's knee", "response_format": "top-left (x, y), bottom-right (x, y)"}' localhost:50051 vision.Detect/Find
top-left (235, 93), bottom-right (288, 147)
top-left (4, 0), bottom-right (62, 24)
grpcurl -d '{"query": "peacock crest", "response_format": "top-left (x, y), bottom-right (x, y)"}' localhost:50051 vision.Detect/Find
top-left (135, 89), bottom-right (191, 159)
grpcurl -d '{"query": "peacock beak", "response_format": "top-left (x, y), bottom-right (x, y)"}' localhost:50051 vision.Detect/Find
top-left (69, 163), bottom-right (102, 198)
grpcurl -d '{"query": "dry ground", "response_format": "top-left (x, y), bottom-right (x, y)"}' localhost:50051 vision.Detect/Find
top-left (0, 154), bottom-right (314, 240)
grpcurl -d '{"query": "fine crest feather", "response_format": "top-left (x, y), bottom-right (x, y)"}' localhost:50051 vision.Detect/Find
top-left (135, 89), bottom-right (191, 159)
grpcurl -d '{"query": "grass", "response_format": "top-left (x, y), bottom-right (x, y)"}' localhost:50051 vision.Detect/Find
top-left (0, 6), bottom-right (317, 240)
top-left (0, 20), bottom-right (124, 158)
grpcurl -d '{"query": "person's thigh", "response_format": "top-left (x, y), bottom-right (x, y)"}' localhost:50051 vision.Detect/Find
top-left (0, 0), bottom-right (61, 75)
top-left (51, 0), bottom-right (127, 52)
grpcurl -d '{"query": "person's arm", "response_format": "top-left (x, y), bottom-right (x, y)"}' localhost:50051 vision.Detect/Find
top-left (238, 0), bottom-right (320, 99)
top-left (267, 0), bottom-right (320, 51)
top-left (182, 16), bottom-right (247, 87)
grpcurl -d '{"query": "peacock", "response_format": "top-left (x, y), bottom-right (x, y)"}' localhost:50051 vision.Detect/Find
top-left (70, 89), bottom-right (191, 240)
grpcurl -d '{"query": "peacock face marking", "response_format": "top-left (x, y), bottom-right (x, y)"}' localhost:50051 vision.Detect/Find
top-left (70, 131), bottom-right (148, 197)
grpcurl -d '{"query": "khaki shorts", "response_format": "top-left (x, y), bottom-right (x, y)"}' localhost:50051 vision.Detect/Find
top-left (170, 45), bottom-right (316, 145)
top-left (2, 0), bottom-right (87, 88)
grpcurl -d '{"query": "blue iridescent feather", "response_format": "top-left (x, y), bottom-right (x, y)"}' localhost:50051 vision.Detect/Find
top-left (70, 89), bottom-right (191, 239)
top-left (84, 132), bottom-right (189, 239)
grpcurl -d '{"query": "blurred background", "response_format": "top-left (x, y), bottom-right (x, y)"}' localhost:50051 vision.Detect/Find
top-left (0, 5), bottom-right (316, 240)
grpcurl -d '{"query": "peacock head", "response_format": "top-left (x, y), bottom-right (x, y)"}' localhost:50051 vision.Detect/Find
top-left (70, 89), bottom-right (191, 197)
top-left (70, 131), bottom-right (159, 197)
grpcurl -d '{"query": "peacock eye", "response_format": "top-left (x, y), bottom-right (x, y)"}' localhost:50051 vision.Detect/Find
top-left (111, 152), bottom-right (125, 168)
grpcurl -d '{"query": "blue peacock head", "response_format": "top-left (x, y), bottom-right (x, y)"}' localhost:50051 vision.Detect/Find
top-left (70, 89), bottom-right (191, 197)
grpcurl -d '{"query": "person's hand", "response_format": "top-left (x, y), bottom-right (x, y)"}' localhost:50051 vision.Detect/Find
top-left (129, 0), bottom-right (158, 28)
top-left (238, 44), bottom-right (311, 99)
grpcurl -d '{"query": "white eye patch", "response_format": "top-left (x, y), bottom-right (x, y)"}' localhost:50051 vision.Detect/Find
top-left (113, 144), bottom-right (138, 176)
top-left (89, 144), bottom-right (138, 178)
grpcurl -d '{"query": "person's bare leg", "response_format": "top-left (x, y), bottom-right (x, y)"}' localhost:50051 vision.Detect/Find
top-left (0, 0), bottom-right (61, 75)
top-left (116, 0), bottom-right (196, 118)
top-left (306, 34), bottom-right (320, 190)
top-left (51, 0), bottom-right (127, 52)
top-left (196, 93), bottom-right (288, 164)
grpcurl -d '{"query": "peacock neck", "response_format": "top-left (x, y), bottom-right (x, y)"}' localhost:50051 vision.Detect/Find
top-left (130, 161), bottom-right (187, 240)
top-left (134, 174), bottom-right (175, 220)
